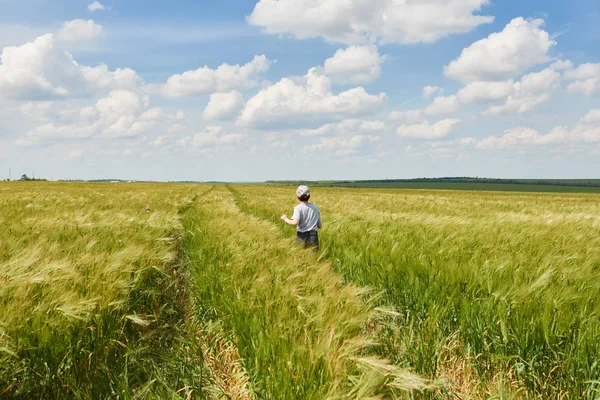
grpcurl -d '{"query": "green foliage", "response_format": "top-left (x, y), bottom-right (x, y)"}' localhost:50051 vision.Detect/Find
top-left (18, 174), bottom-right (47, 182)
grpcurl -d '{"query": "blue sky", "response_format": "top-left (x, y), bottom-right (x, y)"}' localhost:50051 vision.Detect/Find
top-left (1, 0), bottom-right (599, 181)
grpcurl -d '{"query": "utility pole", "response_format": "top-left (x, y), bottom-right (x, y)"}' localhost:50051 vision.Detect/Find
top-left (8, 167), bottom-right (11, 181)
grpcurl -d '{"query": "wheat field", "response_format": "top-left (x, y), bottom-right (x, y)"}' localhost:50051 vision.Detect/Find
top-left (1, 182), bottom-right (599, 398)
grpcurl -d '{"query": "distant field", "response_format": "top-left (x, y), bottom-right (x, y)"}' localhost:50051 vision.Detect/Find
top-left (265, 179), bottom-right (600, 193)
top-left (324, 182), bottom-right (600, 193)
top-left (2, 182), bottom-right (600, 398)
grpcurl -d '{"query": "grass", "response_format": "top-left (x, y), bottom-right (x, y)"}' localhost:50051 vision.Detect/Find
top-left (181, 186), bottom-right (425, 399)
top-left (3, 181), bottom-right (600, 399)
top-left (0, 182), bottom-right (207, 398)
top-left (228, 184), bottom-right (600, 399)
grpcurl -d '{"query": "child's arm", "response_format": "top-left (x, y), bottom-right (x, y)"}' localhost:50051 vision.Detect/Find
top-left (281, 215), bottom-right (299, 226)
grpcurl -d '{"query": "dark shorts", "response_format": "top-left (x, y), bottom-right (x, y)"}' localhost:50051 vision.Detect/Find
top-left (296, 230), bottom-right (319, 251)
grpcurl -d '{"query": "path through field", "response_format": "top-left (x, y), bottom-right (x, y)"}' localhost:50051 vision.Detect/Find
top-left (181, 186), bottom-right (424, 399)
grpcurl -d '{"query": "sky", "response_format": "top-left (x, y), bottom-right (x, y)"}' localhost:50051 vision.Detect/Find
top-left (1, 0), bottom-right (599, 181)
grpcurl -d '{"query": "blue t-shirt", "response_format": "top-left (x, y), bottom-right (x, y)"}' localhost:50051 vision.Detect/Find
top-left (292, 203), bottom-right (322, 233)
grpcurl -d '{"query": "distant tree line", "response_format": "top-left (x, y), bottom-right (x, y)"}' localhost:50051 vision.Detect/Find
top-left (17, 174), bottom-right (47, 182)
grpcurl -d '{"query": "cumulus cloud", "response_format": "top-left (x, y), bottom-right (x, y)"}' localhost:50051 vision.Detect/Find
top-left (82, 64), bottom-right (143, 91)
top-left (397, 119), bottom-right (460, 140)
top-left (423, 86), bottom-right (443, 98)
top-left (582, 109), bottom-right (600, 124)
top-left (324, 46), bottom-right (384, 84)
top-left (0, 34), bottom-right (87, 100)
top-left (56, 19), bottom-right (103, 42)
top-left (444, 18), bottom-right (555, 82)
top-left (303, 135), bottom-right (380, 157)
top-left (297, 119), bottom-right (385, 136)
top-left (248, 0), bottom-right (493, 45)
top-left (424, 65), bottom-right (562, 116)
top-left (564, 63), bottom-right (600, 95)
top-left (456, 80), bottom-right (514, 104)
top-left (0, 22), bottom-right (141, 101)
top-left (425, 95), bottom-right (460, 115)
top-left (177, 126), bottom-right (244, 149)
top-left (550, 60), bottom-right (573, 71)
top-left (87, 1), bottom-right (105, 12)
top-left (15, 90), bottom-right (170, 146)
top-left (155, 55), bottom-right (270, 98)
top-left (474, 109), bottom-right (600, 150)
top-left (203, 91), bottom-right (245, 120)
top-left (484, 67), bottom-right (560, 115)
top-left (238, 67), bottom-right (386, 129)
top-left (388, 109), bottom-right (424, 124)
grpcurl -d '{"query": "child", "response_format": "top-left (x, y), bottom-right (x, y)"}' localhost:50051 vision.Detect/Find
top-left (281, 185), bottom-right (323, 251)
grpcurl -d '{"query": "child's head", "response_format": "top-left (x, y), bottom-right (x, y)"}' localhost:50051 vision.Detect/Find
top-left (296, 185), bottom-right (311, 202)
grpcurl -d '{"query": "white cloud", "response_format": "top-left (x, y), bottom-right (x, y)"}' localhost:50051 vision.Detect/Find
top-left (88, 1), bottom-right (105, 12)
top-left (248, 0), bottom-right (493, 45)
top-left (423, 66), bottom-right (562, 116)
top-left (177, 126), bottom-right (244, 148)
top-left (156, 55), bottom-right (270, 98)
top-left (388, 109), bottom-right (424, 124)
top-left (15, 90), bottom-right (165, 146)
top-left (567, 79), bottom-right (600, 96)
top-left (397, 119), bottom-right (460, 140)
top-left (582, 109), bottom-right (600, 124)
top-left (303, 135), bottom-right (380, 156)
top-left (81, 64), bottom-right (143, 91)
top-left (0, 23), bottom-right (140, 101)
top-left (550, 60), bottom-right (573, 71)
top-left (564, 63), bottom-right (600, 80)
top-left (56, 20), bottom-right (103, 42)
top-left (425, 95), bottom-right (459, 115)
top-left (474, 109), bottom-right (600, 150)
top-left (297, 119), bottom-right (385, 136)
top-left (203, 91), bottom-right (245, 120)
top-left (238, 68), bottom-right (386, 129)
top-left (423, 86), bottom-right (443, 98)
top-left (456, 80), bottom-right (514, 104)
top-left (564, 63), bottom-right (600, 95)
top-left (324, 46), bottom-right (384, 84)
top-left (422, 81), bottom-right (514, 115)
top-left (0, 34), bottom-right (86, 100)
top-left (475, 127), bottom-right (566, 149)
top-left (444, 18), bottom-right (555, 82)
top-left (484, 67), bottom-right (560, 115)
top-left (168, 111), bottom-right (186, 121)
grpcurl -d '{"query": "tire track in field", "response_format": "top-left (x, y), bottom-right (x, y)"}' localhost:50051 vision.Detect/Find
top-left (183, 186), bottom-right (426, 399)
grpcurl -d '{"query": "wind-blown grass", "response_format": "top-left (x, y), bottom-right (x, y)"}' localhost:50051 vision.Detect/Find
top-left (182, 186), bottom-right (426, 399)
top-left (229, 184), bottom-right (600, 399)
top-left (0, 182), bottom-right (207, 398)
top-left (6, 181), bottom-right (598, 399)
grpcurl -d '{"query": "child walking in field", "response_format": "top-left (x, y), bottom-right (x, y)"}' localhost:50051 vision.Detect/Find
top-left (281, 186), bottom-right (322, 251)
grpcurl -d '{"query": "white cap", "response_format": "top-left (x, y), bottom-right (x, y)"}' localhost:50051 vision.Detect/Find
top-left (296, 185), bottom-right (310, 198)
